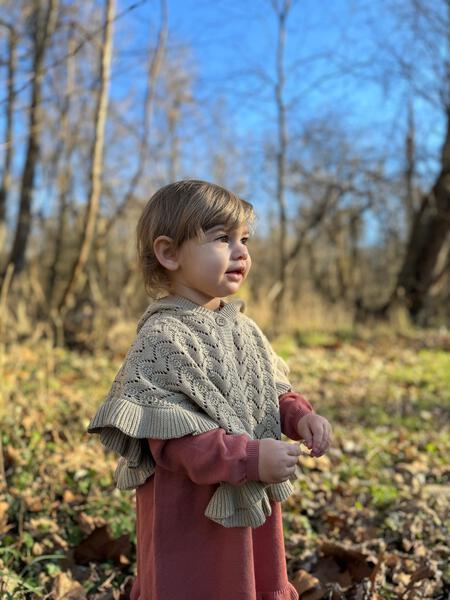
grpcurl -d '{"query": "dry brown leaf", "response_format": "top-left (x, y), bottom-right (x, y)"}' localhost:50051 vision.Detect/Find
top-left (23, 493), bottom-right (44, 512)
top-left (292, 569), bottom-right (321, 595)
top-left (313, 555), bottom-right (353, 588)
top-left (76, 511), bottom-right (102, 535)
top-left (63, 490), bottom-right (77, 504)
top-left (320, 542), bottom-right (375, 582)
top-left (301, 587), bottom-right (326, 600)
top-left (409, 563), bottom-right (436, 584)
top-left (422, 484), bottom-right (450, 498)
top-left (51, 571), bottom-right (87, 599)
top-left (51, 532), bottom-right (69, 550)
top-left (73, 525), bottom-right (131, 566)
top-left (396, 461), bottom-right (428, 475)
top-left (28, 515), bottom-right (59, 534)
top-left (395, 571), bottom-right (411, 587)
top-left (5, 445), bottom-right (26, 466)
top-left (0, 500), bottom-right (12, 535)
top-left (32, 542), bottom-right (44, 556)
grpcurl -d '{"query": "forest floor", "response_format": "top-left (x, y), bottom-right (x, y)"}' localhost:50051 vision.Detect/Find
top-left (0, 326), bottom-right (449, 599)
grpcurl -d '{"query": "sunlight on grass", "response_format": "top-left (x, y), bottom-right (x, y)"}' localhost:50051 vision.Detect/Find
top-left (1, 327), bottom-right (449, 597)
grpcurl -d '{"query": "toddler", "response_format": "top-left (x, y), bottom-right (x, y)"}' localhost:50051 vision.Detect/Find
top-left (88, 179), bottom-right (332, 600)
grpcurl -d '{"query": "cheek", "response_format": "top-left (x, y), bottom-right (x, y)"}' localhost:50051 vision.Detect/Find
top-left (194, 251), bottom-right (225, 275)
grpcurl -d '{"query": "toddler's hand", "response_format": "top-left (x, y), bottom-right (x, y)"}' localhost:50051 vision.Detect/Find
top-left (258, 439), bottom-right (301, 484)
top-left (296, 413), bottom-right (332, 457)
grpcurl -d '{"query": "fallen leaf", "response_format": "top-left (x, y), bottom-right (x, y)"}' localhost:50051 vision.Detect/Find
top-left (52, 571), bottom-right (87, 599)
top-left (63, 490), bottom-right (77, 504)
top-left (409, 563), bottom-right (436, 585)
top-left (292, 569), bottom-right (321, 595)
top-left (73, 525), bottom-right (130, 566)
top-left (422, 484), bottom-right (450, 498)
top-left (0, 500), bottom-right (12, 535)
top-left (313, 555), bottom-right (353, 588)
top-left (301, 587), bottom-right (326, 600)
top-left (314, 542), bottom-right (376, 585)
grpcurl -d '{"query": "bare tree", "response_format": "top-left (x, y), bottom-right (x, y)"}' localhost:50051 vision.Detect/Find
top-left (45, 24), bottom-right (76, 307)
top-left (270, 0), bottom-right (291, 333)
top-left (58, 0), bottom-right (115, 314)
top-left (388, 109), bottom-right (450, 319)
top-left (3, 0), bottom-right (59, 279)
top-left (96, 0), bottom-right (168, 245)
top-left (356, 0), bottom-right (450, 322)
top-left (0, 19), bottom-right (17, 253)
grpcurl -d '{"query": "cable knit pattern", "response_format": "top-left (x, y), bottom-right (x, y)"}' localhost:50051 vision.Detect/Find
top-left (87, 294), bottom-right (296, 528)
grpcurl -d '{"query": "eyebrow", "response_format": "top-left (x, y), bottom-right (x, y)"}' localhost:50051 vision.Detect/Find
top-left (207, 224), bottom-right (249, 235)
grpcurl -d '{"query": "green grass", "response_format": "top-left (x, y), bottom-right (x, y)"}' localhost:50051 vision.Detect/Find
top-left (0, 329), bottom-right (449, 597)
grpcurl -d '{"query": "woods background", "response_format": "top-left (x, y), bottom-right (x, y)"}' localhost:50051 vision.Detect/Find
top-left (0, 1), bottom-right (449, 598)
top-left (0, 0), bottom-right (449, 346)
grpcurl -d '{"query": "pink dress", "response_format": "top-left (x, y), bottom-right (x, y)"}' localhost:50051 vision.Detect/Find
top-left (130, 392), bottom-right (314, 600)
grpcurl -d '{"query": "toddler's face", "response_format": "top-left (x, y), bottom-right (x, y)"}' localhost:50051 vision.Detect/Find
top-left (169, 222), bottom-right (251, 304)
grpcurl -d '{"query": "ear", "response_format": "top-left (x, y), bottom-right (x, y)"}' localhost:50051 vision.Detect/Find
top-left (153, 236), bottom-right (180, 271)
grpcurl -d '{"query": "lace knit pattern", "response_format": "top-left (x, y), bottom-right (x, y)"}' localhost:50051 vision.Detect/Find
top-left (88, 295), bottom-right (295, 528)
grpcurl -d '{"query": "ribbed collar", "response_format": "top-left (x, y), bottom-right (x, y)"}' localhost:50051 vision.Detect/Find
top-left (158, 294), bottom-right (246, 320)
top-left (136, 294), bottom-right (247, 333)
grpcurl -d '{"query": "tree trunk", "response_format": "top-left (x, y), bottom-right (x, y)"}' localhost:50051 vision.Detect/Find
top-left (392, 107), bottom-right (450, 320)
top-left (271, 0), bottom-right (291, 335)
top-left (46, 26), bottom-right (76, 307)
top-left (0, 21), bottom-right (16, 253)
top-left (4, 0), bottom-right (58, 278)
top-left (404, 99), bottom-right (417, 230)
top-left (58, 0), bottom-right (115, 314)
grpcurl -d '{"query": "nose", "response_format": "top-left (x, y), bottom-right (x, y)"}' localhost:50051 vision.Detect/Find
top-left (231, 240), bottom-right (249, 260)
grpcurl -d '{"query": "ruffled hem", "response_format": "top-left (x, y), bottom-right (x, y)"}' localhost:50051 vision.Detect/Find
top-left (204, 477), bottom-right (296, 528)
top-left (88, 396), bottom-right (221, 471)
top-left (257, 581), bottom-right (299, 599)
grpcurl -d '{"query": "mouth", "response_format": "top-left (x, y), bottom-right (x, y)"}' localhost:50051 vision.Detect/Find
top-left (225, 266), bottom-right (245, 281)
top-left (226, 265), bottom-right (245, 275)
top-left (225, 271), bottom-right (244, 281)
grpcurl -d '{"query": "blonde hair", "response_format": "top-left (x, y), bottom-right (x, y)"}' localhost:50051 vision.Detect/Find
top-left (136, 179), bottom-right (255, 297)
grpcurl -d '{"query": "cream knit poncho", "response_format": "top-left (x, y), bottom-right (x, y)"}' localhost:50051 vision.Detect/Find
top-left (87, 294), bottom-right (299, 528)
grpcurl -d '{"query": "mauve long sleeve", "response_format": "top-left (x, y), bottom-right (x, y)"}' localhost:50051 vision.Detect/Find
top-left (149, 429), bottom-right (260, 485)
top-left (279, 391), bottom-right (314, 440)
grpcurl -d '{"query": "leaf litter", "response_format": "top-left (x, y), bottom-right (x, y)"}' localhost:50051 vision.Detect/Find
top-left (0, 329), bottom-right (449, 598)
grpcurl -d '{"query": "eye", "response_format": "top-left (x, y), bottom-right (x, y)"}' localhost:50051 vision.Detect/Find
top-left (216, 235), bottom-right (229, 242)
top-left (241, 237), bottom-right (249, 245)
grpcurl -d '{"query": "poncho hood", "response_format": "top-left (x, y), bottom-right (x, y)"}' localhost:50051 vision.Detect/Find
top-left (136, 295), bottom-right (246, 333)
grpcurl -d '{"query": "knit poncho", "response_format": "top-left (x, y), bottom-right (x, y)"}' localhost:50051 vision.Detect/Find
top-left (87, 294), bottom-right (299, 528)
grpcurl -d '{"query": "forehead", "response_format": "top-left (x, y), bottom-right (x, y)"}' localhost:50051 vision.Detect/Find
top-left (205, 223), bottom-right (249, 233)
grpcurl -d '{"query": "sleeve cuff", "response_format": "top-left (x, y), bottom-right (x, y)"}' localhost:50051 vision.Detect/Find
top-left (292, 406), bottom-right (312, 426)
top-left (245, 439), bottom-right (260, 481)
top-left (279, 391), bottom-right (315, 440)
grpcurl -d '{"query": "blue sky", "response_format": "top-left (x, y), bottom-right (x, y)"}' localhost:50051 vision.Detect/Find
top-left (2, 0), bottom-right (447, 245)
top-left (107, 0), bottom-right (445, 243)
top-left (117, 0), bottom-right (445, 164)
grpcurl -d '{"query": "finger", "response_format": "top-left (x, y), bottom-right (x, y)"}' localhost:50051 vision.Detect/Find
top-left (320, 423), bottom-right (332, 453)
top-left (302, 426), bottom-right (313, 450)
top-left (316, 425), bottom-right (330, 455)
top-left (287, 444), bottom-right (302, 456)
top-left (284, 465), bottom-right (296, 480)
top-left (311, 421), bottom-right (332, 456)
top-left (311, 423), bottom-right (325, 455)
